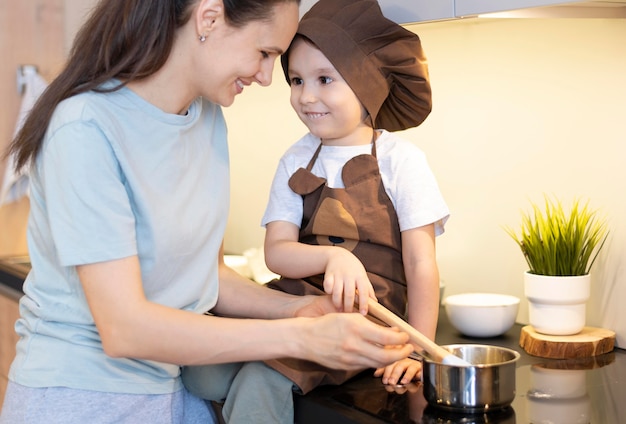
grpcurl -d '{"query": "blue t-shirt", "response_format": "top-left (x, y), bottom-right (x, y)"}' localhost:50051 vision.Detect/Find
top-left (9, 81), bottom-right (229, 394)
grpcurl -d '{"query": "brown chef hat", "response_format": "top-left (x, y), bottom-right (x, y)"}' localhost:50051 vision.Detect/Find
top-left (281, 0), bottom-right (432, 131)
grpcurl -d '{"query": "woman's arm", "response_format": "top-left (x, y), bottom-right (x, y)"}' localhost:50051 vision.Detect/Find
top-left (77, 254), bottom-right (411, 369)
top-left (264, 220), bottom-right (376, 313)
top-left (212, 243), bottom-right (326, 320)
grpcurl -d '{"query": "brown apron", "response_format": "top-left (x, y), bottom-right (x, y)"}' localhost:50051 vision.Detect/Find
top-left (265, 138), bottom-right (408, 394)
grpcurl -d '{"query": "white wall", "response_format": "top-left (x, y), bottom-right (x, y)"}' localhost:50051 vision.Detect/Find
top-left (223, 17), bottom-right (626, 346)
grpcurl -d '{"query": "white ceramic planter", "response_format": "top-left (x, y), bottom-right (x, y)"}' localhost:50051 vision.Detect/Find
top-left (524, 272), bottom-right (591, 335)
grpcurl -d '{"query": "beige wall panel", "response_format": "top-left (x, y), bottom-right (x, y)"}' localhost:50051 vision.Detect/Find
top-left (0, 0), bottom-right (64, 253)
top-left (0, 294), bottom-right (20, 409)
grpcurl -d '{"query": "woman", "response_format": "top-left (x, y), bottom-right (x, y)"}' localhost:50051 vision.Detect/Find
top-left (0, 0), bottom-right (413, 422)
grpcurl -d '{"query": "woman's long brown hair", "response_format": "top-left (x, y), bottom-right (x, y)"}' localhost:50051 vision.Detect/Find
top-left (6, 0), bottom-right (299, 173)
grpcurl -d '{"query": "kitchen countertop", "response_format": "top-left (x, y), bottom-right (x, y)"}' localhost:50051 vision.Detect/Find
top-left (295, 310), bottom-right (625, 423)
top-left (0, 256), bottom-right (28, 301)
top-left (2, 262), bottom-right (623, 422)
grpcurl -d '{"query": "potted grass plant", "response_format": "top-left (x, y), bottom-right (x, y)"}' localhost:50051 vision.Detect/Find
top-left (506, 196), bottom-right (608, 335)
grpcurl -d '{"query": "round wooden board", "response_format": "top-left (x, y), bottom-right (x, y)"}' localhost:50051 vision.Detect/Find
top-left (519, 325), bottom-right (615, 359)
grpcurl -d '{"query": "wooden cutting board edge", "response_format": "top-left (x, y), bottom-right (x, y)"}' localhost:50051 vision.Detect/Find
top-left (519, 325), bottom-right (616, 359)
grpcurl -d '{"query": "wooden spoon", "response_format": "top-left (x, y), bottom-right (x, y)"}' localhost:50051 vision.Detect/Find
top-left (366, 299), bottom-right (471, 366)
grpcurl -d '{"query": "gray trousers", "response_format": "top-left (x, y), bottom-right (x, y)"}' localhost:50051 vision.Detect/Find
top-left (182, 361), bottom-right (296, 424)
top-left (0, 381), bottom-right (216, 424)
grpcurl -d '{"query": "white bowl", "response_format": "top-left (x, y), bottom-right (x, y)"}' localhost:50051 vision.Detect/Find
top-left (444, 293), bottom-right (520, 338)
top-left (224, 255), bottom-right (252, 278)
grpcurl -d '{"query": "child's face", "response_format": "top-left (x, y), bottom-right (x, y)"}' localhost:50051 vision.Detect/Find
top-left (286, 38), bottom-right (369, 145)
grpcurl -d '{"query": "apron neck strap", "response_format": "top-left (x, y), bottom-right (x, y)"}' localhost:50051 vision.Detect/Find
top-left (306, 130), bottom-right (379, 171)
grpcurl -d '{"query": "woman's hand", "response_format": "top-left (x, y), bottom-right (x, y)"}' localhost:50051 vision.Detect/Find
top-left (300, 312), bottom-right (413, 371)
top-left (293, 294), bottom-right (341, 317)
top-left (323, 247), bottom-right (377, 314)
top-left (374, 356), bottom-right (422, 386)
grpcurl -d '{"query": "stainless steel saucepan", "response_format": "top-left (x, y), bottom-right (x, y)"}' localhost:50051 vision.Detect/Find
top-left (421, 344), bottom-right (520, 413)
top-left (364, 300), bottom-right (520, 412)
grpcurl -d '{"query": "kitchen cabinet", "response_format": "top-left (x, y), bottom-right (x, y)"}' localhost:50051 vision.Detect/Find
top-left (0, 260), bottom-right (24, 409)
top-left (299, 0), bottom-right (455, 24)
top-left (0, 289), bottom-right (19, 409)
top-left (378, 0), bottom-right (455, 23)
top-left (301, 0), bottom-right (626, 24)
top-left (63, 0), bottom-right (99, 54)
top-left (0, 197), bottom-right (29, 258)
top-left (455, 0), bottom-right (579, 16)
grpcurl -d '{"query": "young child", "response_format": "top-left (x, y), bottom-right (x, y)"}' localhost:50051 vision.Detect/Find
top-left (182, 0), bottom-right (449, 422)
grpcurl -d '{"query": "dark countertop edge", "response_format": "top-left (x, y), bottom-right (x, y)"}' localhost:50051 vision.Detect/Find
top-left (0, 279), bottom-right (22, 301)
top-left (0, 262), bottom-right (25, 301)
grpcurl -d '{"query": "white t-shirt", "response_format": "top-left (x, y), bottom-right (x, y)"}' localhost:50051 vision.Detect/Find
top-left (10, 81), bottom-right (229, 394)
top-left (262, 130), bottom-right (449, 235)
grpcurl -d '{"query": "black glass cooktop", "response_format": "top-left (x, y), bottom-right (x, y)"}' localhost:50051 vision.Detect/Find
top-left (295, 313), bottom-right (625, 424)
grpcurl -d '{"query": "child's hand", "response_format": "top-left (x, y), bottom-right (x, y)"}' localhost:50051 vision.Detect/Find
top-left (373, 357), bottom-right (422, 386)
top-left (322, 248), bottom-right (376, 313)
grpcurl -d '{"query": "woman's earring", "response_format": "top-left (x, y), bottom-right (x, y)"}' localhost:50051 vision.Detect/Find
top-left (198, 33), bottom-right (206, 42)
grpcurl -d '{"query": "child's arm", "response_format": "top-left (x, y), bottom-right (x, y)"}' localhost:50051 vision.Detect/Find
top-left (403, 224), bottom-right (440, 340)
top-left (374, 223), bottom-right (440, 385)
top-left (264, 220), bottom-right (377, 314)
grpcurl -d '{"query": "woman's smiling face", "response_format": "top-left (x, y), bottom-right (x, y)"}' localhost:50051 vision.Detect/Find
top-left (286, 37), bottom-right (369, 145)
top-left (200, 2), bottom-right (299, 107)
